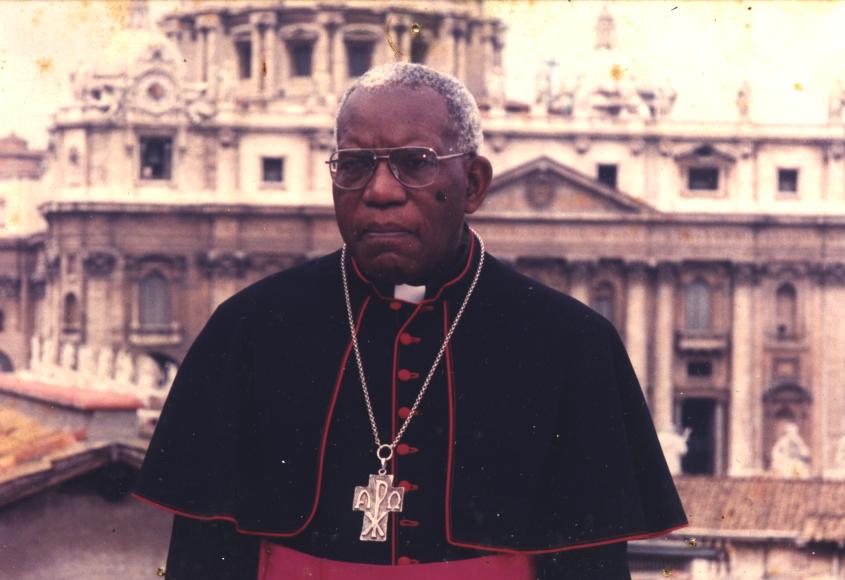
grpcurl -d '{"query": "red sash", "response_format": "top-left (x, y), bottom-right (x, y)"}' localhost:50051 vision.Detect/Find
top-left (258, 542), bottom-right (535, 580)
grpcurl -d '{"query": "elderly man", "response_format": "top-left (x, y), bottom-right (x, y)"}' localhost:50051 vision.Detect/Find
top-left (133, 63), bottom-right (686, 579)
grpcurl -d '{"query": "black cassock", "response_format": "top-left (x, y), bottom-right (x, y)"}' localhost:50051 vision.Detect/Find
top-left (133, 233), bottom-right (687, 579)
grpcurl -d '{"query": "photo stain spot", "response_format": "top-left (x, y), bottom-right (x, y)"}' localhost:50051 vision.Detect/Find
top-left (411, 22), bottom-right (422, 36)
top-left (687, 537), bottom-right (697, 548)
top-left (610, 64), bottom-right (625, 81)
top-left (35, 58), bottom-right (53, 75)
top-left (794, 82), bottom-right (803, 92)
top-left (663, 567), bottom-right (673, 577)
top-left (155, 567), bottom-right (166, 577)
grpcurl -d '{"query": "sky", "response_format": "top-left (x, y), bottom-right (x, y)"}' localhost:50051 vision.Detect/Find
top-left (1, 0), bottom-right (845, 149)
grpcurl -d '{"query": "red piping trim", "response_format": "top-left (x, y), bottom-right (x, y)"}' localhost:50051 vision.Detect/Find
top-left (388, 297), bottom-right (428, 564)
top-left (350, 233), bottom-right (477, 305)
top-left (446, 522), bottom-right (690, 555)
top-left (441, 302), bottom-right (690, 554)
top-left (132, 295), bottom-right (373, 538)
top-left (443, 302), bottom-right (457, 545)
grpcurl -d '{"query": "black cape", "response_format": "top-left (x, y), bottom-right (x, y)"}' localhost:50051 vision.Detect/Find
top-left (134, 234), bottom-right (687, 565)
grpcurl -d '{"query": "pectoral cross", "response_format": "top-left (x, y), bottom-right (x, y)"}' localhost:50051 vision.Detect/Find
top-left (352, 473), bottom-right (404, 542)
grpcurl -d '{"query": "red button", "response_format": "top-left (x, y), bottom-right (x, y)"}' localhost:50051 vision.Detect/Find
top-left (399, 480), bottom-right (419, 492)
top-left (400, 333), bottom-right (414, 345)
top-left (398, 406), bottom-right (414, 419)
top-left (396, 443), bottom-right (419, 456)
top-left (398, 369), bottom-right (419, 382)
top-left (398, 556), bottom-right (419, 565)
top-left (389, 301), bottom-right (403, 311)
top-left (399, 519), bottom-right (420, 527)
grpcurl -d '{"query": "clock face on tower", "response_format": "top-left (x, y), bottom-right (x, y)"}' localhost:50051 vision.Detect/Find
top-left (135, 72), bottom-right (178, 115)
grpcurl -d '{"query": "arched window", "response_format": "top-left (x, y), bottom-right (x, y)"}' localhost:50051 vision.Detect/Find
top-left (776, 283), bottom-right (798, 338)
top-left (0, 350), bottom-right (12, 372)
top-left (63, 293), bottom-right (80, 332)
top-left (685, 280), bottom-right (711, 332)
top-left (591, 282), bottom-right (616, 325)
top-left (139, 271), bottom-right (171, 327)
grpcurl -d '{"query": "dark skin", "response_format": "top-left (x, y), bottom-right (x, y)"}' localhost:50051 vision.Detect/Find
top-left (333, 85), bottom-right (493, 285)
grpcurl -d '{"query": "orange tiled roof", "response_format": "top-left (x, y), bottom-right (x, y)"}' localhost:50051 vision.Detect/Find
top-left (0, 406), bottom-right (81, 475)
top-left (675, 475), bottom-right (845, 545)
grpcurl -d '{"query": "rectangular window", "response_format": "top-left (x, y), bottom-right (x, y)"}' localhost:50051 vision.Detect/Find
top-left (681, 398), bottom-right (716, 475)
top-left (346, 41), bottom-right (373, 77)
top-left (778, 168), bottom-right (798, 194)
top-left (290, 42), bottom-right (313, 77)
top-left (262, 157), bottom-right (284, 184)
top-left (236, 39), bottom-right (252, 79)
top-left (139, 137), bottom-right (173, 180)
top-left (597, 164), bottom-right (618, 189)
top-left (687, 360), bottom-right (712, 378)
top-left (688, 167), bottom-right (719, 191)
top-left (410, 39), bottom-right (428, 64)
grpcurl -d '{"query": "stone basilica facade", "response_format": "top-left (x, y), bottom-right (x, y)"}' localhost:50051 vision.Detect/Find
top-left (3, 1), bottom-right (845, 577)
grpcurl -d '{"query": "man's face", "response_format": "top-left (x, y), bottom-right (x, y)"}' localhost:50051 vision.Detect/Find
top-left (333, 85), bottom-right (490, 285)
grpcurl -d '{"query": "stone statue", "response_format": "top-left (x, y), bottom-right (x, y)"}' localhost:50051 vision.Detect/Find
top-left (29, 335), bottom-right (42, 371)
top-left (834, 435), bottom-right (845, 471)
top-left (487, 65), bottom-right (506, 112)
top-left (771, 423), bottom-right (811, 478)
top-left (185, 85), bottom-right (216, 124)
top-left (736, 80), bottom-right (751, 121)
top-left (77, 344), bottom-right (98, 379)
top-left (96, 346), bottom-right (115, 383)
top-left (829, 79), bottom-right (845, 123)
top-left (549, 78), bottom-right (577, 117)
top-left (534, 65), bottom-right (551, 109)
top-left (114, 349), bottom-right (136, 387)
top-left (42, 336), bottom-right (58, 368)
top-left (135, 354), bottom-right (162, 392)
top-left (658, 427), bottom-right (691, 476)
top-left (163, 362), bottom-right (179, 392)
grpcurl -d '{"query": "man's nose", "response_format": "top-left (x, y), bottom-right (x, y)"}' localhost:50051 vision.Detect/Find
top-left (361, 158), bottom-right (407, 206)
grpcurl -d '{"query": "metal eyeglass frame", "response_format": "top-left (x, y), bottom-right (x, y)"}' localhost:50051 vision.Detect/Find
top-left (326, 146), bottom-right (474, 190)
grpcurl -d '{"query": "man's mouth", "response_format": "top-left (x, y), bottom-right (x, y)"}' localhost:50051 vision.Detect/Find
top-left (359, 224), bottom-right (415, 239)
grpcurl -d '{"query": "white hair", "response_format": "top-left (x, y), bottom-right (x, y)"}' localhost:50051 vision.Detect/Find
top-left (334, 63), bottom-right (483, 153)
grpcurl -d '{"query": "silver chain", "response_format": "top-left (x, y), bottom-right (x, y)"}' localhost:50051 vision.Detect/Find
top-left (340, 229), bottom-right (486, 465)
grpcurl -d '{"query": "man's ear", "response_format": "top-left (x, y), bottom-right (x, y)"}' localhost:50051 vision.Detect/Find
top-left (464, 155), bottom-right (493, 215)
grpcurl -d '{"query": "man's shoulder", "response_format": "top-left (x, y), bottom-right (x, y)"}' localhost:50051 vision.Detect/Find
top-left (481, 254), bottom-right (617, 343)
top-left (214, 250), bottom-right (341, 320)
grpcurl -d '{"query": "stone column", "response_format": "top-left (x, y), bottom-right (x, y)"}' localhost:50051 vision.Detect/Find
top-left (567, 261), bottom-right (591, 305)
top-left (624, 262), bottom-right (650, 391)
top-left (822, 266), bottom-right (845, 476)
top-left (82, 252), bottom-right (117, 347)
top-left (441, 17), bottom-right (456, 76)
top-left (317, 14), bottom-right (340, 98)
top-left (330, 22), bottom-right (345, 95)
top-left (825, 144), bottom-right (845, 202)
top-left (263, 23), bottom-right (277, 97)
top-left (452, 20), bottom-right (467, 82)
top-left (218, 129), bottom-right (240, 196)
top-left (250, 21), bottom-right (263, 94)
top-left (653, 262), bottom-right (676, 433)
top-left (729, 263), bottom-right (756, 476)
top-left (249, 12), bottom-right (278, 96)
top-left (388, 14), bottom-right (410, 63)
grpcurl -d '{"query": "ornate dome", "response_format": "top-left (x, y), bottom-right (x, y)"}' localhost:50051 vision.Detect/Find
top-left (547, 8), bottom-right (676, 121)
top-left (69, 0), bottom-right (187, 121)
top-left (90, 1), bottom-right (182, 78)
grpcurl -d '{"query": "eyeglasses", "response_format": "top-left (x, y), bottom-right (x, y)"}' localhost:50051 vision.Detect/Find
top-left (326, 147), bottom-right (473, 190)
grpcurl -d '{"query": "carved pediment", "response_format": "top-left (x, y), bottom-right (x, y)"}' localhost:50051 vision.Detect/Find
top-left (482, 156), bottom-right (655, 215)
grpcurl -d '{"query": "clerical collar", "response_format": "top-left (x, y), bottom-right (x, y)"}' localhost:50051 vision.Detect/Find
top-left (351, 225), bottom-right (474, 303)
top-left (393, 284), bottom-right (426, 303)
